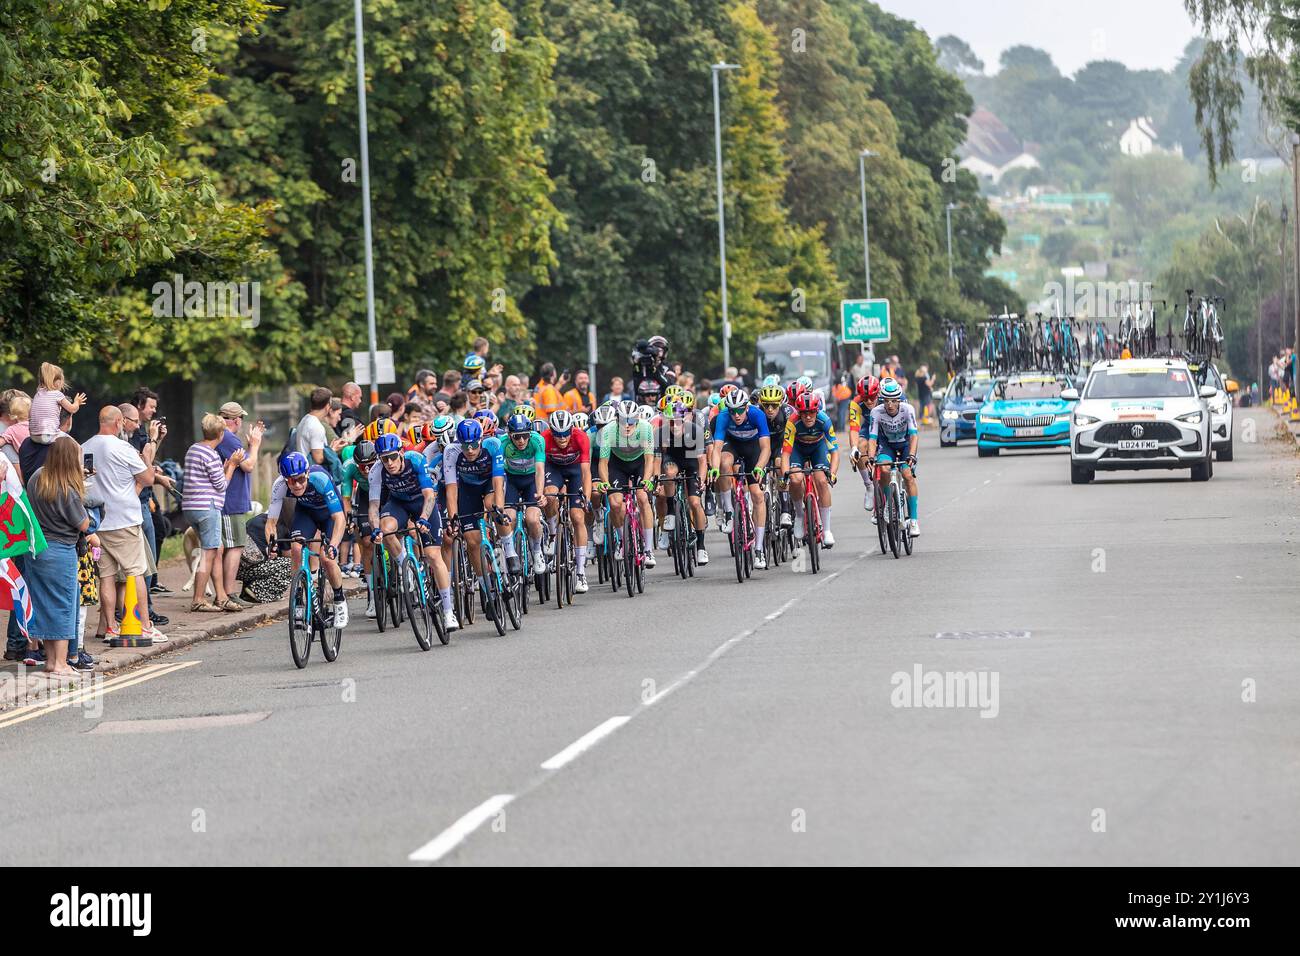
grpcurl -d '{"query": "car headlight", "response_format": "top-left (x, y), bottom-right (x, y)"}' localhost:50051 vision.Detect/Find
top-left (942, 410), bottom-right (959, 421)
top-left (979, 415), bottom-right (1000, 424)
top-left (1209, 399), bottom-right (1228, 415)
top-left (1054, 414), bottom-right (1071, 423)
top-left (1073, 413), bottom-right (1100, 426)
top-left (1176, 411), bottom-right (1203, 424)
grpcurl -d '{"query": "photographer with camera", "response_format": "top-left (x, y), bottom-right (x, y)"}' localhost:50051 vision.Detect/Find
top-left (632, 334), bottom-right (675, 407)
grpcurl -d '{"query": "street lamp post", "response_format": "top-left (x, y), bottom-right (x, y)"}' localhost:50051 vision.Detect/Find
top-left (712, 62), bottom-right (740, 373)
top-left (858, 149), bottom-right (876, 298)
top-left (1292, 133), bottom-right (1300, 404)
top-left (354, 0), bottom-right (380, 405)
top-left (945, 202), bottom-right (957, 280)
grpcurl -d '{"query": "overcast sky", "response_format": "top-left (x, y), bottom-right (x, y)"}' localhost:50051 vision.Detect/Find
top-left (876, 0), bottom-right (1202, 76)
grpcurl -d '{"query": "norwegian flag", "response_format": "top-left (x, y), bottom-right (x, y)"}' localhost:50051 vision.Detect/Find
top-left (0, 557), bottom-right (32, 639)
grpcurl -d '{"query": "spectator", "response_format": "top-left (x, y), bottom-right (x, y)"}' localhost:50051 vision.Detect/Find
top-left (604, 376), bottom-right (626, 404)
top-left (916, 365), bottom-right (936, 425)
top-left (403, 401), bottom-right (427, 426)
top-left (677, 371), bottom-right (695, 391)
top-left (832, 370), bottom-right (852, 432)
top-left (386, 391), bottom-right (405, 420)
top-left (464, 378), bottom-right (487, 416)
top-left (695, 379), bottom-right (713, 409)
top-left (368, 402), bottom-right (389, 423)
top-left (498, 375), bottom-right (523, 421)
top-left (850, 352), bottom-right (869, 386)
top-left (82, 405), bottom-right (165, 643)
top-left (405, 369), bottom-right (437, 404)
top-left (294, 387), bottom-right (333, 466)
top-left (0, 392), bottom-right (31, 477)
top-left (128, 386), bottom-right (174, 610)
top-left (483, 370), bottom-right (502, 397)
top-left (29, 362), bottom-right (87, 445)
top-left (217, 402), bottom-right (263, 601)
top-left (534, 363), bottom-right (562, 420)
top-left (21, 442), bottom-right (91, 674)
top-left (448, 391), bottom-right (469, 423)
top-left (183, 413), bottom-right (244, 612)
top-left (18, 407), bottom-right (72, 489)
top-left (339, 382), bottom-right (366, 432)
top-left (563, 369), bottom-right (597, 415)
top-left (435, 369), bottom-right (462, 406)
top-left (472, 336), bottom-right (504, 377)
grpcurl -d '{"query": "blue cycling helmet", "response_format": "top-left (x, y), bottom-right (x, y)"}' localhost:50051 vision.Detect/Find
top-left (879, 379), bottom-right (904, 400)
top-left (374, 432), bottom-right (402, 456)
top-left (463, 353), bottom-right (485, 376)
top-left (456, 418), bottom-right (483, 444)
top-left (506, 413), bottom-right (532, 436)
top-left (279, 451), bottom-right (309, 479)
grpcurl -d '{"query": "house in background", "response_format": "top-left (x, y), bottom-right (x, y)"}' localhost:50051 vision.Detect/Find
top-left (959, 108), bottom-right (1040, 184)
top-left (1118, 117), bottom-right (1184, 158)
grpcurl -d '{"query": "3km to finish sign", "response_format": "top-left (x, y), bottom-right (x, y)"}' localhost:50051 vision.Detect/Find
top-left (841, 299), bottom-right (891, 343)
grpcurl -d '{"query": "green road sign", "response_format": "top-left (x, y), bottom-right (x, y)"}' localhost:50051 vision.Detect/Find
top-left (841, 298), bottom-right (891, 342)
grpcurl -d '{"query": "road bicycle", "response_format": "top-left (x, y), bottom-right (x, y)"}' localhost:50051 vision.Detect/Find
top-left (551, 492), bottom-right (586, 608)
top-left (379, 527), bottom-right (446, 650)
top-left (759, 468), bottom-right (785, 570)
top-left (277, 537), bottom-right (343, 669)
top-left (942, 320), bottom-right (969, 376)
top-left (450, 522), bottom-right (476, 628)
top-left (718, 467), bottom-right (759, 584)
top-left (658, 469), bottom-right (698, 581)
top-left (607, 480), bottom-right (647, 597)
top-left (786, 465), bottom-right (827, 574)
top-left (594, 496), bottom-right (623, 593)
top-left (461, 508), bottom-right (520, 635)
top-left (870, 459), bottom-right (914, 559)
top-left (507, 506), bottom-right (534, 616)
top-left (359, 519), bottom-right (402, 633)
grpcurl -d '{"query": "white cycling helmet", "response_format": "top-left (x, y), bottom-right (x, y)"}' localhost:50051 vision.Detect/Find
top-left (879, 379), bottom-right (904, 400)
top-left (617, 399), bottom-right (639, 422)
top-left (723, 388), bottom-right (751, 411)
top-left (549, 409), bottom-right (575, 436)
top-left (571, 412), bottom-right (589, 430)
top-left (593, 404), bottom-right (617, 427)
top-left (637, 404), bottom-right (656, 423)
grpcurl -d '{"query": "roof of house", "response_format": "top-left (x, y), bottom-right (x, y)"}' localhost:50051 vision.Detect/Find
top-left (962, 108), bottom-right (1035, 169)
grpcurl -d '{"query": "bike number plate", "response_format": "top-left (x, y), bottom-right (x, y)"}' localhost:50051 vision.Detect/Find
top-left (1117, 440), bottom-right (1158, 450)
top-left (1014, 427), bottom-right (1044, 437)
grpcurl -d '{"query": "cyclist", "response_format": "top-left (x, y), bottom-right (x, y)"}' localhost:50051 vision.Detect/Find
top-left (848, 375), bottom-right (881, 517)
top-left (265, 452), bottom-right (349, 629)
top-left (864, 378), bottom-right (920, 536)
top-left (542, 409), bottom-right (594, 592)
top-left (366, 432), bottom-right (456, 631)
top-left (653, 396), bottom-right (709, 565)
top-left (781, 390), bottom-right (839, 548)
top-left (588, 402), bottom-right (616, 551)
top-left (708, 388), bottom-right (771, 569)
top-left (597, 399), bottom-right (657, 568)
top-left (423, 415), bottom-right (456, 573)
top-left (442, 419), bottom-right (509, 619)
top-left (757, 383), bottom-right (793, 532)
top-left (501, 412), bottom-right (547, 578)
top-left (341, 439), bottom-right (379, 618)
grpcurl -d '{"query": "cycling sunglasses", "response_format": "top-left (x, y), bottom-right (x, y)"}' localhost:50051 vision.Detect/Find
top-left (380, 452), bottom-right (403, 462)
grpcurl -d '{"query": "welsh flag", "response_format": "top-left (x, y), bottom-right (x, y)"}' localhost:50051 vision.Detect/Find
top-left (0, 468), bottom-right (47, 638)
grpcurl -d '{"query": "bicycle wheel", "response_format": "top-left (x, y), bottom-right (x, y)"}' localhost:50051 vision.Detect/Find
top-left (502, 563), bottom-right (522, 631)
top-left (318, 568), bottom-right (342, 663)
top-left (901, 492), bottom-right (915, 557)
top-left (670, 502), bottom-right (684, 579)
top-left (373, 563), bottom-right (387, 633)
top-left (458, 541), bottom-right (475, 626)
top-left (887, 482), bottom-right (901, 559)
top-left (518, 541), bottom-right (530, 616)
top-left (732, 501), bottom-right (746, 584)
top-left (624, 522), bottom-right (637, 598)
top-left (288, 568), bottom-right (312, 669)
top-left (555, 523), bottom-right (568, 610)
top-left (401, 559), bottom-right (434, 651)
top-left (874, 480), bottom-right (889, 555)
top-left (422, 557), bottom-right (450, 645)
top-left (487, 564), bottom-right (507, 636)
top-left (806, 500), bottom-right (821, 574)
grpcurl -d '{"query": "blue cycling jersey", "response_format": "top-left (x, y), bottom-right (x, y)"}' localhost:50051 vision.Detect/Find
top-left (268, 468), bottom-right (343, 519)
top-left (367, 451), bottom-right (434, 503)
top-left (442, 437), bottom-right (505, 486)
top-left (713, 406), bottom-right (770, 443)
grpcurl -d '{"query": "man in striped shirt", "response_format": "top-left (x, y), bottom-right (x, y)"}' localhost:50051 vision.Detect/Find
top-left (181, 414), bottom-right (244, 611)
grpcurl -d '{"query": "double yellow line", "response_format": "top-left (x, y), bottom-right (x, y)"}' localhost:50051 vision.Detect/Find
top-left (0, 660), bottom-right (199, 731)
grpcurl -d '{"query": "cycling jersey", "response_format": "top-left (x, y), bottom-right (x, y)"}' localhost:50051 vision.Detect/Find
top-left (442, 437), bottom-right (506, 487)
top-left (544, 426), bottom-right (591, 467)
top-left (654, 419), bottom-right (706, 461)
top-left (712, 406), bottom-right (770, 443)
top-left (268, 469), bottom-right (342, 519)
top-left (367, 451), bottom-right (433, 503)
top-left (782, 411), bottom-right (839, 453)
top-left (503, 430), bottom-right (546, 476)
top-left (847, 399), bottom-right (876, 435)
top-left (867, 402), bottom-right (919, 445)
top-left (763, 405), bottom-right (792, 446)
top-left (598, 420), bottom-right (654, 462)
top-left (341, 458), bottom-right (370, 497)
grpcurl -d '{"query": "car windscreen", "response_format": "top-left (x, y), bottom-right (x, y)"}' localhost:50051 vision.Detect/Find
top-left (1084, 367), bottom-right (1195, 399)
top-left (999, 379), bottom-right (1062, 400)
top-left (757, 343), bottom-right (829, 382)
top-left (966, 382), bottom-right (992, 402)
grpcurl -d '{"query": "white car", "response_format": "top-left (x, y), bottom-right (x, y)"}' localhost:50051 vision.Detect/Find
top-left (1064, 358), bottom-right (1216, 484)
top-left (1194, 362), bottom-right (1235, 461)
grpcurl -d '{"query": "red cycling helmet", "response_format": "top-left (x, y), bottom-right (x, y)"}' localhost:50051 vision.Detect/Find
top-left (785, 381), bottom-right (808, 406)
top-left (857, 375), bottom-right (881, 403)
top-left (793, 391), bottom-right (823, 414)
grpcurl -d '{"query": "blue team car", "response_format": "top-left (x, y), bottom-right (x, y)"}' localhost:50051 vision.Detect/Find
top-left (937, 368), bottom-right (993, 446)
top-left (975, 372), bottom-right (1077, 458)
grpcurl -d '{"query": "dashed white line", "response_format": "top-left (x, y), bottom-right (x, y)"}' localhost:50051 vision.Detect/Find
top-left (540, 716), bottom-right (630, 770)
top-left (409, 794), bottom-right (514, 863)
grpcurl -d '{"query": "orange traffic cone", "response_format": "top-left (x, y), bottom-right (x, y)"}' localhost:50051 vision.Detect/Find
top-left (108, 575), bottom-right (153, 647)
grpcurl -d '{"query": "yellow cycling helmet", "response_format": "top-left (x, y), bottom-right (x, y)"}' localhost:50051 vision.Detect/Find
top-left (677, 390), bottom-right (696, 410)
top-left (758, 384), bottom-right (784, 406)
top-left (363, 417), bottom-right (399, 442)
top-left (515, 402), bottom-right (536, 422)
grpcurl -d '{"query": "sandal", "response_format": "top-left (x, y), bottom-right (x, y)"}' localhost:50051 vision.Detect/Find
top-left (190, 602), bottom-right (223, 612)
top-left (221, 598), bottom-right (246, 612)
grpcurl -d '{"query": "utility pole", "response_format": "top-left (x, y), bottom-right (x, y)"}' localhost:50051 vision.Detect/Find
top-left (712, 63), bottom-right (740, 373)
top-left (354, 0), bottom-right (380, 405)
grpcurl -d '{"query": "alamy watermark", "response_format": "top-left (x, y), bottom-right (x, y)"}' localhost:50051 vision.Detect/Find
top-left (1039, 276), bottom-right (1156, 318)
top-left (890, 664), bottom-right (1000, 718)
top-left (151, 273), bottom-right (260, 328)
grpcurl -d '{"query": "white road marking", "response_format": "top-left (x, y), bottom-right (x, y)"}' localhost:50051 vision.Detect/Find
top-left (0, 661), bottom-right (200, 730)
top-left (408, 794), bottom-right (514, 863)
top-left (540, 716), bottom-right (630, 770)
top-left (89, 711), bottom-right (271, 734)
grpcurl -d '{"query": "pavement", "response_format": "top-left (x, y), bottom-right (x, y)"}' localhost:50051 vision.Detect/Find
top-left (0, 407), bottom-right (1296, 865)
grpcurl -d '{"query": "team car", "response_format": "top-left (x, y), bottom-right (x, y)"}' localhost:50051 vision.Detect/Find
top-left (974, 372), bottom-right (1075, 457)
top-left (936, 368), bottom-right (993, 446)
top-left (1064, 358), bottom-right (1216, 484)
top-left (1188, 360), bottom-right (1237, 461)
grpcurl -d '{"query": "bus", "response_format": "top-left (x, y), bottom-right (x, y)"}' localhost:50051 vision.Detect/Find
top-left (755, 330), bottom-right (870, 397)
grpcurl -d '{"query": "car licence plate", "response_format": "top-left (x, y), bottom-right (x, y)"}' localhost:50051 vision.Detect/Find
top-left (1117, 439), bottom-right (1158, 450)
top-left (1014, 427), bottom-right (1044, 437)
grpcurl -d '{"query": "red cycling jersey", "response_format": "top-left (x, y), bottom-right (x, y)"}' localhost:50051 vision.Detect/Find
top-left (544, 426), bottom-right (590, 466)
